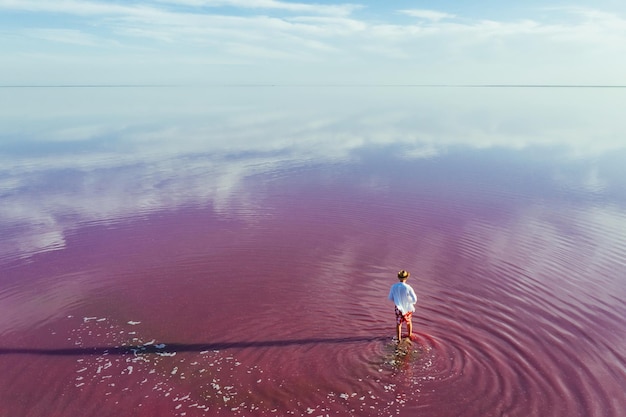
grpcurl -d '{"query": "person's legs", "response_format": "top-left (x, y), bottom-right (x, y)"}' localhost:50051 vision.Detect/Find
top-left (394, 307), bottom-right (403, 341)
top-left (407, 319), bottom-right (413, 339)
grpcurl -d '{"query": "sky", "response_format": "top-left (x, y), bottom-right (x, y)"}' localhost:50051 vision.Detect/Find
top-left (1, 1), bottom-right (626, 85)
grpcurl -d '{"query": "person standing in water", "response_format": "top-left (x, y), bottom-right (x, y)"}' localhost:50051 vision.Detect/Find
top-left (388, 270), bottom-right (417, 342)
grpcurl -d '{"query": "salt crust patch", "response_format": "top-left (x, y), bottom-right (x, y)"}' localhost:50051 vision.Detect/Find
top-left (67, 316), bottom-right (434, 416)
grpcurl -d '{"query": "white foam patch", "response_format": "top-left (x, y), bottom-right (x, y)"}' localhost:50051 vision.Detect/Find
top-left (65, 316), bottom-right (431, 416)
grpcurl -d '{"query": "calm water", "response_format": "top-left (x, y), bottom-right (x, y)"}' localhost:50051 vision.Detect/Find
top-left (1, 86), bottom-right (625, 417)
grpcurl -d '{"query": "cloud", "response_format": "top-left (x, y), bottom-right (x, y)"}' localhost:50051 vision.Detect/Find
top-left (0, 0), bottom-right (143, 16)
top-left (0, 0), bottom-right (361, 17)
top-left (26, 28), bottom-right (103, 46)
top-left (399, 9), bottom-right (456, 22)
top-left (155, 0), bottom-right (362, 16)
top-left (1, 1), bottom-right (626, 85)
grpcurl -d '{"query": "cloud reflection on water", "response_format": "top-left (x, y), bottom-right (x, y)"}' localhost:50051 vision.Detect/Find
top-left (1, 87), bottom-right (625, 260)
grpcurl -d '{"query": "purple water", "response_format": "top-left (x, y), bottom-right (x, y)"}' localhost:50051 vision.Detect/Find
top-left (0, 87), bottom-right (625, 416)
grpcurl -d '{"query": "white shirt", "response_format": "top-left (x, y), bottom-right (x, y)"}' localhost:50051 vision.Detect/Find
top-left (388, 282), bottom-right (417, 314)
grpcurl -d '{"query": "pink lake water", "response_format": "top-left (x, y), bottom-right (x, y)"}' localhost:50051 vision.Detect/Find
top-left (0, 86), bottom-right (625, 416)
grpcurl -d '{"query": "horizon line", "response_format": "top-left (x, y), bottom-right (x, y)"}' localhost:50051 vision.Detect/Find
top-left (2, 84), bottom-right (626, 88)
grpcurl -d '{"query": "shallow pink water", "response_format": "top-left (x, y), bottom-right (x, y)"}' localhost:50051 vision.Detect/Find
top-left (1, 149), bottom-right (625, 417)
top-left (2, 86), bottom-right (626, 417)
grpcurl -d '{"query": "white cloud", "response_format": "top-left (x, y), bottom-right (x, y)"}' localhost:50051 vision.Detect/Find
top-left (0, 0), bottom-right (143, 16)
top-left (1, 2), bottom-right (626, 85)
top-left (155, 0), bottom-right (362, 16)
top-left (0, 0), bottom-right (361, 17)
top-left (26, 28), bottom-right (102, 46)
top-left (399, 9), bottom-right (456, 22)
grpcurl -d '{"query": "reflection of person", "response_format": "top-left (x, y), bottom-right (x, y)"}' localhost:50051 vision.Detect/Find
top-left (388, 270), bottom-right (417, 342)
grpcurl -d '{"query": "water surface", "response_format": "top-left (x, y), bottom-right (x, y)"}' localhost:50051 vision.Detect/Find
top-left (0, 86), bottom-right (625, 417)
